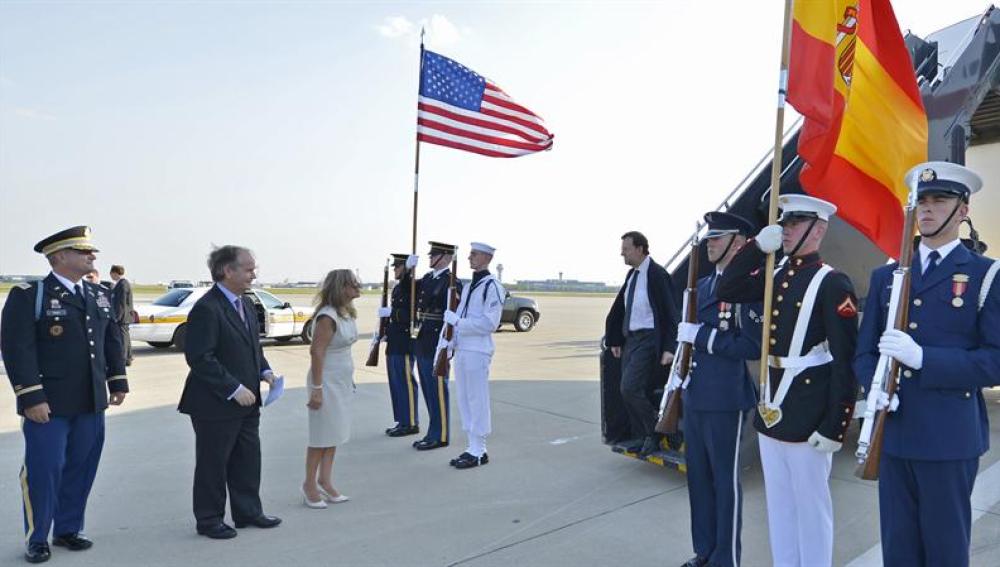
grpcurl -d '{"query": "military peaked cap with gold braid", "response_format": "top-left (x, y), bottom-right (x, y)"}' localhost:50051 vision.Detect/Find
top-left (33, 226), bottom-right (100, 255)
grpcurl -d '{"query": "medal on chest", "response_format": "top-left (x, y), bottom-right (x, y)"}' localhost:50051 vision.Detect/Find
top-left (952, 274), bottom-right (968, 308)
top-left (718, 301), bottom-right (732, 331)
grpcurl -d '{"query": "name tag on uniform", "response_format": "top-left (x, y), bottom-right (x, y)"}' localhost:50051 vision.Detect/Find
top-left (46, 309), bottom-right (68, 317)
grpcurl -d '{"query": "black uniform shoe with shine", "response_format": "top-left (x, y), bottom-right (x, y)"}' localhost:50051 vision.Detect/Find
top-left (453, 452), bottom-right (489, 469)
top-left (415, 439), bottom-right (449, 451)
top-left (52, 533), bottom-right (93, 551)
top-left (450, 452), bottom-right (472, 466)
top-left (234, 514), bottom-right (282, 529)
top-left (639, 435), bottom-right (661, 457)
top-left (681, 556), bottom-right (709, 567)
top-left (24, 542), bottom-right (50, 563)
top-left (385, 424), bottom-right (400, 435)
top-left (196, 523), bottom-right (238, 539)
top-left (387, 425), bottom-right (420, 437)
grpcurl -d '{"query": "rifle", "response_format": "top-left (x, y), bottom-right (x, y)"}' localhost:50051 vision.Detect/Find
top-left (365, 259), bottom-right (391, 367)
top-left (433, 258), bottom-right (460, 377)
top-left (655, 231), bottom-right (700, 435)
top-left (855, 186), bottom-right (918, 480)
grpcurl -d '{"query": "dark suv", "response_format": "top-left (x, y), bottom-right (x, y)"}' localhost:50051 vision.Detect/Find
top-left (500, 292), bottom-right (540, 332)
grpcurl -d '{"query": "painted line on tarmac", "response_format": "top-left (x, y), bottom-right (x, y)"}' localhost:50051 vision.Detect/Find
top-left (845, 457), bottom-right (1000, 566)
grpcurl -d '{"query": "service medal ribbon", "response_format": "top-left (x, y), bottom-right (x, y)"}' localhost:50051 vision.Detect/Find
top-left (952, 274), bottom-right (969, 308)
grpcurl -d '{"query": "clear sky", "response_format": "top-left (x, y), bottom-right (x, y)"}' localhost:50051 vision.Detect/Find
top-left (0, 1), bottom-right (991, 285)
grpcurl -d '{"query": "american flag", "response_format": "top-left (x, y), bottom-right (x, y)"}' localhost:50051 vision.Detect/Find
top-left (417, 50), bottom-right (554, 158)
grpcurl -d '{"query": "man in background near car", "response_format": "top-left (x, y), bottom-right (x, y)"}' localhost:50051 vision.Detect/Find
top-left (109, 265), bottom-right (134, 366)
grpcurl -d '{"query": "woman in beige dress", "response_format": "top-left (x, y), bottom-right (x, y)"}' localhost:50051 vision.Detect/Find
top-left (302, 269), bottom-right (360, 508)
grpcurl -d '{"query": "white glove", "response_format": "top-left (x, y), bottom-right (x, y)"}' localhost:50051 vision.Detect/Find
top-left (436, 337), bottom-right (452, 353)
top-left (754, 224), bottom-right (783, 254)
top-left (377, 307), bottom-right (391, 318)
top-left (677, 322), bottom-right (702, 344)
top-left (406, 255), bottom-right (419, 269)
top-left (443, 310), bottom-right (460, 326)
top-left (875, 390), bottom-right (900, 412)
top-left (878, 329), bottom-right (923, 370)
top-left (807, 431), bottom-right (842, 453)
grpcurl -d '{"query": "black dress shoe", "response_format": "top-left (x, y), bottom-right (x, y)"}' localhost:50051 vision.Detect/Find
top-left (620, 438), bottom-right (644, 452)
top-left (412, 437), bottom-right (427, 447)
top-left (385, 424), bottom-right (400, 435)
top-left (639, 435), bottom-right (661, 457)
top-left (415, 439), bottom-right (449, 451)
top-left (387, 425), bottom-right (420, 437)
top-left (681, 556), bottom-right (709, 567)
top-left (454, 452), bottom-right (489, 469)
top-left (24, 542), bottom-right (50, 563)
top-left (53, 533), bottom-right (93, 551)
top-left (196, 523), bottom-right (237, 539)
top-left (449, 451), bottom-right (472, 466)
top-left (234, 514), bottom-right (282, 529)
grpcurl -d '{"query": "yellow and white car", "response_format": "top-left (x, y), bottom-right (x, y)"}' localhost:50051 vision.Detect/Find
top-left (131, 287), bottom-right (315, 349)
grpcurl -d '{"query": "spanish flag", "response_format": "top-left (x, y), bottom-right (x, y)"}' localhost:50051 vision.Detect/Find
top-left (788, 0), bottom-right (927, 257)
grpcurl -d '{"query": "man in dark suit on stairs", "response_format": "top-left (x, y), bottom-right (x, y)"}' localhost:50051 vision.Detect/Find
top-left (605, 231), bottom-right (679, 456)
top-left (178, 245), bottom-right (282, 540)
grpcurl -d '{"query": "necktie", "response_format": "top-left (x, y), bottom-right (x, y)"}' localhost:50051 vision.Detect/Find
top-left (623, 270), bottom-right (637, 337)
top-left (75, 284), bottom-right (85, 303)
top-left (234, 298), bottom-right (248, 330)
top-left (924, 250), bottom-right (941, 276)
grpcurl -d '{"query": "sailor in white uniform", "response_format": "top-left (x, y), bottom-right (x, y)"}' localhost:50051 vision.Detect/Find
top-left (441, 242), bottom-right (505, 469)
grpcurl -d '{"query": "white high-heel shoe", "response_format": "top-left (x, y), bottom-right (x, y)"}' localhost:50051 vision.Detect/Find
top-left (319, 488), bottom-right (350, 503)
top-left (302, 486), bottom-right (328, 509)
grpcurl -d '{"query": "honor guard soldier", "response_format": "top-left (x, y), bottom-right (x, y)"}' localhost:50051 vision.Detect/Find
top-left (442, 242), bottom-right (505, 469)
top-left (1, 226), bottom-right (128, 564)
top-left (381, 253), bottom-right (420, 437)
top-left (717, 196), bottom-right (858, 567)
top-left (413, 241), bottom-right (461, 451)
top-left (676, 212), bottom-right (761, 567)
top-left (854, 162), bottom-right (1000, 567)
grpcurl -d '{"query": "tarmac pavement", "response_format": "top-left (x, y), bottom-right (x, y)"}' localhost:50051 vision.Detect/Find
top-left (0, 293), bottom-right (999, 566)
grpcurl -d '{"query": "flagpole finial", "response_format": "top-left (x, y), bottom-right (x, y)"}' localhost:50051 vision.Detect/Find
top-left (420, 26), bottom-right (425, 46)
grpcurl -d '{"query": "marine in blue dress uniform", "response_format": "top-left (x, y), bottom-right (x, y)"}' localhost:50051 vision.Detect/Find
top-left (413, 241), bottom-right (461, 451)
top-left (853, 162), bottom-right (1000, 567)
top-left (717, 196), bottom-right (859, 567)
top-left (383, 253), bottom-right (420, 437)
top-left (676, 212), bottom-right (761, 567)
top-left (0, 226), bottom-right (128, 564)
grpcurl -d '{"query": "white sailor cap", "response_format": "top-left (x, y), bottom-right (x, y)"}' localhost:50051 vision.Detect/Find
top-left (777, 194), bottom-right (837, 224)
top-left (470, 242), bottom-right (496, 255)
top-left (905, 161), bottom-right (982, 201)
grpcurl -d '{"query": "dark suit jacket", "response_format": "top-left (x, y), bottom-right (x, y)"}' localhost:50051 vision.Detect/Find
top-left (178, 285), bottom-right (271, 420)
top-left (605, 256), bottom-right (678, 356)
top-left (111, 278), bottom-right (133, 325)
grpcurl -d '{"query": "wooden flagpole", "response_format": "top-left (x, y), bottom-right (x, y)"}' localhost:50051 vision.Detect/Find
top-left (757, 0), bottom-right (795, 413)
top-left (409, 29), bottom-right (426, 339)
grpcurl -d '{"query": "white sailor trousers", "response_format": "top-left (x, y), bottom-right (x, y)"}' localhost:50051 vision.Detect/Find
top-left (758, 433), bottom-right (834, 567)
top-left (453, 350), bottom-right (493, 441)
